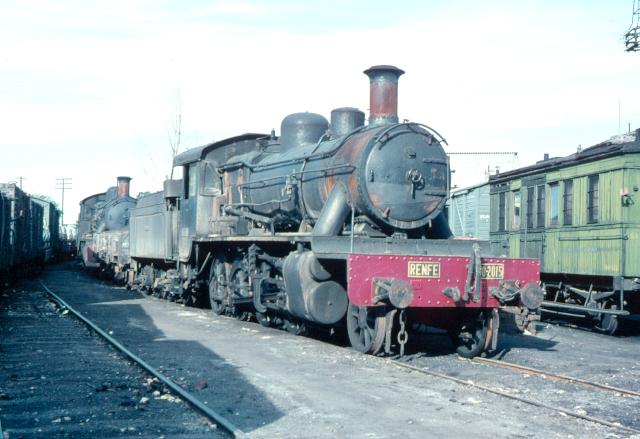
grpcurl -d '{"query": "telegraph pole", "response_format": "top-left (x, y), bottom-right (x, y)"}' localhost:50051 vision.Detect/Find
top-left (55, 177), bottom-right (72, 226)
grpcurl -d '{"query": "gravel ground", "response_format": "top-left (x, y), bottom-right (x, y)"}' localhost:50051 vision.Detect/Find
top-left (3, 264), bottom-right (639, 438)
top-left (0, 285), bottom-right (226, 438)
top-left (401, 327), bottom-right (640, 432)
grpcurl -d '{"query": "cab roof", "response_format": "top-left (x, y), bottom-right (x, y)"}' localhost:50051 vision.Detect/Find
top-left (173, 133), bottom-right (267, 166)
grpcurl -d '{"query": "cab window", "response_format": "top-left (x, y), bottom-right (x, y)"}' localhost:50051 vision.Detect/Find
top-left (184, 163), bottom-right (198, 199)
top-left (202, 161), bottom-right (222, 195)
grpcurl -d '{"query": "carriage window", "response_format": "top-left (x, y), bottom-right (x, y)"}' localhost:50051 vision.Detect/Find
top-left (526, 187), bottom-right (534, 229)
top-left (498, 192), bottom-right (506, 232)
top-left (511, 191), bottom-right (521, 230)
top-left (563, 179), bottom-right (573, 225)
top-left (549, 183), bottom-right (559, 226)
top-left (588, 175), bottom-right (599, 223)
top-left (536, 185), bottom-right (545, 228)
top-left (202, 162), bottom-right (222, 195)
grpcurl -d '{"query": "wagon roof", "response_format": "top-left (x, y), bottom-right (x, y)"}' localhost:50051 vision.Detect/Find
top-left (450, 181), bottom-right (490, 196)
top-left (489, 130), bottom-right (640, 183)
top-left (173, 133), bottom-right (267, 166)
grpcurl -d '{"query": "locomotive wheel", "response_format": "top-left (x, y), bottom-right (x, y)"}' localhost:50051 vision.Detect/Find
top-left (451, 312), bottom-right (489, 359)
top-left (255, 311), bottom-right (272, 327)
top-left (229, 261), bottom-right (252, 321)
top-left (209, 258), bottom-right (227, 315)
top-left (282, 318), bottom-right (307, 335)
top-left (346, 303), bottom-right (386, 355)
top-left (230, 306), bottom-right (251, 321)
top-left (596, 304), bottom-right (619, 335)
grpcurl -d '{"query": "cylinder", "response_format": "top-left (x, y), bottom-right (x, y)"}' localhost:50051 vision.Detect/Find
top-left (363, 65), bottom-right (405, 126)
top-left (117, 176), bottom-right (132, 198)
top-left (330, 107), bottom-right (365, 137)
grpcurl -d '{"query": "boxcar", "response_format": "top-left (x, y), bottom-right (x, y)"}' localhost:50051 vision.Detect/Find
top-left (32, 197), bottom-right (61, 263)
top-left (0, 183), bottom-right (45, 283)
top-left (489, 130), bottom-right (640, 333)
top-left (0, 191), bottom-right (10, 286)
top-left (448, 182), bottom-right (491, 240)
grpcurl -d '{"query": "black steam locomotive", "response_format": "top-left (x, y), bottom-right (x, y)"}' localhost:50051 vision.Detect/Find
top-left (80, 66), bottom-right (543, 358)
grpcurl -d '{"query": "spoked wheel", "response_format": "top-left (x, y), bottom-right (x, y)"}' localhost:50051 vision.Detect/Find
top-left (346, 303), bottom-right (386, 355)
top-left (230, 306), bottom-right (251, 321)
top-left (596, 304), bottom-right (619, 335)
top-left (229, 261), bottom-right (252, 321)
top-left (209, 257), bottom-right (227, 315)
top-left (139, 265), bottom-right (155, 294)
top-left (451, 311), bottom-right (489, 358)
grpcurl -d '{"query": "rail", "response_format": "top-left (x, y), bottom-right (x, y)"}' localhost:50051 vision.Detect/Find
top-left (39, 281), bottom-right (249, 439)
top-left (472, 357), bottom-right (640, 398)
top-left (387, 358), bottom-right (640, 435)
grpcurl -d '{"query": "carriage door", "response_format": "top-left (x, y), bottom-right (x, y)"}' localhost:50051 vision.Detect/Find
top-left (521, 175), bottom-right (546, 263)
top-left (179, 162), bottom-right (199, 261)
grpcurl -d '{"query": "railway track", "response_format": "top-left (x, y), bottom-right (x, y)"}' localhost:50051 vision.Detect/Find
top-left (472, 357), bottom-right (640, 398)
top-left (38, 281), bottom-right (248, 439)
top-left (58, 273), bottom-right (637, 437)
top-left (387, 357), bottom-right (640, 435)
top-left (22, 268), bottom-right (639, 438)
top-left (0, 283), bottom-right (246, 438)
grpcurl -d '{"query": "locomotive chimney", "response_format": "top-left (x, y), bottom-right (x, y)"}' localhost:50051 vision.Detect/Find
top-left (117, 176), bottom-right (132, 198)
top-left (363, 65), bottom-right (405, 126)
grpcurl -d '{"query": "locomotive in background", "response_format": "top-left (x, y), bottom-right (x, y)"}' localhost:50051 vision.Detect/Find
top-left (77, 176), bottom-right (135, 281)
top-left (79, 65), bottom-right (544, 358)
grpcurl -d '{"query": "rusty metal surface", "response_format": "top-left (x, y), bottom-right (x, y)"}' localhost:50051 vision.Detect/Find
top-left (347, 253), bottom-right (540, 308)
top-left (116, 176), bottom-right (131, 198)
top-left (363, 65), bottom-right (404, 125)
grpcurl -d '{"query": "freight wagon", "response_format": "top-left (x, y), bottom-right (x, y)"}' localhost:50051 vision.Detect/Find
top-left (0, 183), bottom-right (47, 286)
top-left (448, 182), bottom-right (490, 240)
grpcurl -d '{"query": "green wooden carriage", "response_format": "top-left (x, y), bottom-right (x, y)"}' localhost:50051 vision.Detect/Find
top-left (489, 130), bottom-right (640, 333)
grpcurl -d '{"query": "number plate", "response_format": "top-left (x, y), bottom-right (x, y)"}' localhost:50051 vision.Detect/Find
top-left (408, 261), bottom-right (441, 278)
top-left (481, 263), bottom-right (504, 279)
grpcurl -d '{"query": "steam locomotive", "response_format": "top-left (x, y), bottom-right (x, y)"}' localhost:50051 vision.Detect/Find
top-left (79, 66), bottom-right (543, 358)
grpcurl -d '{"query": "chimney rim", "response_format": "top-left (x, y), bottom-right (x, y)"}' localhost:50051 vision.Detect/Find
top-left (363, 65), bottom-right (405, 77)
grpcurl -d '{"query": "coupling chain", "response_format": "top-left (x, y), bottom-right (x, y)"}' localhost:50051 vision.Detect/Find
top-left (397, 309), bottom-right (408, 356)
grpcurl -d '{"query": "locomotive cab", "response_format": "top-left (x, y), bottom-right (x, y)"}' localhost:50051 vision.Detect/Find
top-left (172, 134), bottom-right (268, 262)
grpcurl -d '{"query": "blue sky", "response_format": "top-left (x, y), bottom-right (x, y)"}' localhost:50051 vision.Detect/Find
top-left (1, 1), bottom-right (638, 224)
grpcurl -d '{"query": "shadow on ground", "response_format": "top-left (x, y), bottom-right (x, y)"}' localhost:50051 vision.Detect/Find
top-left (31, 267), bottom-right (284, 433)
